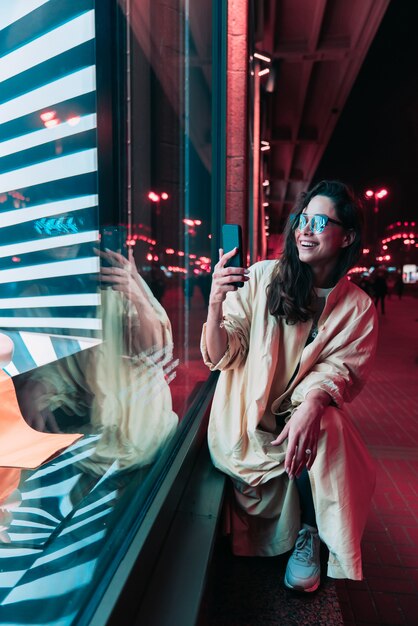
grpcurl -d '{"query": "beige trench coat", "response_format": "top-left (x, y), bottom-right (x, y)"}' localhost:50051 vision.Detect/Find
top-left (201, 260), bottom-right (378, 579)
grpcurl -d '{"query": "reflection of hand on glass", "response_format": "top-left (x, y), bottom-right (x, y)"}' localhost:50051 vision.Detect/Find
top-left (97, 248), bottom-right (171, 358)
top-left (15, 378), bottom-right (62, 433)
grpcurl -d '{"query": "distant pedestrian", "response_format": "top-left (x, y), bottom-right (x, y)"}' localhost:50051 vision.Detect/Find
top-left (372, 267), bottom-right (388, 314)
top-left (394, 271), bottom-right (404, 300)
top-left (358, 274), bottom-right (371, 295)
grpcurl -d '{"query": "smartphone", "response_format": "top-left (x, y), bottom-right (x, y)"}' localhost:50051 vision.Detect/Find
top-left (222, 223), bottom-right (244, 288)
top-left (99, 226), bottom-right (128, 267)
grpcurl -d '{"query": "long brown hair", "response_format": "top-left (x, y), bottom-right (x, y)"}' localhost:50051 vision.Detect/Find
top-left (267, 180), bottom-right (364, 324)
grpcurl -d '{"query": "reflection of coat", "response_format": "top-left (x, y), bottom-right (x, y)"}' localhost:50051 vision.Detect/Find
top-left (201, 260), bottom-right (378, 580)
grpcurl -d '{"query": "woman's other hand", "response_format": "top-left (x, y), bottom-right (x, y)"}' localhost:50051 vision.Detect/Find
top-left (270, 390), bottom-right (332, 478)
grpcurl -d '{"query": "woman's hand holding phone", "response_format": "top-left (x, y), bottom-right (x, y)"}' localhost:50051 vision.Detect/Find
top-left (209, 248), bottom-right (250, 306)
top-left (205, 248), bottom-right (249, 364)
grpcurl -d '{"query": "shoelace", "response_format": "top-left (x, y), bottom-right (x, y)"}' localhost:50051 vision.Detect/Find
top-left (293, 529), bottom-right (315, 563)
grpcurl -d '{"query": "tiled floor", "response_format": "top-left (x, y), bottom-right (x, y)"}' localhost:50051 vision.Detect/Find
top-left (336, 293), bottom-right (418, 625)
top-left (200, 293), bottom-right (418, 626)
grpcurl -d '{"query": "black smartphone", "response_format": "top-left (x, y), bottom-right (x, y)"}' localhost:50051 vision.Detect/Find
top-left (222, 223), bottom-right (244, 288)
top-left (99, 226), bottom-right (128, 267)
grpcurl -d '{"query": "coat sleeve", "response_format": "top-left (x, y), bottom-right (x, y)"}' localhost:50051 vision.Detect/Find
top-left (290, 297), bottom-right (378, 408)
top-left (200, 266), bottom-right (255, 371)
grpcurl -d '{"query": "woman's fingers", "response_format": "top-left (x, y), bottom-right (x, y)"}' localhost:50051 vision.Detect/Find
top-left (218, 246), bottom-right (238, 267)
top-left (305, 441), bottom-right (318, 471)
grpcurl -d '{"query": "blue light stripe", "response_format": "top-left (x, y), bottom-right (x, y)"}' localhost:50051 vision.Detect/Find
top-left (0, 114), bottom-right (97, 159)
top-left (0, 257), bottom-right (99, 284)
top-left (0, 230), bottom-right (99, 258)
top-left (0, 148), bottom-right (97, 194)
top-left (0, 294), bottom-right (100, 309)
top-left (0, 318), bottom-right (101, 330)
top-left (0, 195), bottom-right (98, 228)
top-left (0, 12), bottom-right (95, 84)
top-left (0, 0), bottom-right (50, 32)
top-left (0, 66), bottom-right (96, 125)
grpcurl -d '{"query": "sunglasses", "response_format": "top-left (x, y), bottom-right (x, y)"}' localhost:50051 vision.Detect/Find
top-left (293, 213), bottom-right (344, 234)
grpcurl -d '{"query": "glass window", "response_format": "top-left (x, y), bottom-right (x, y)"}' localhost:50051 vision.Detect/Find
top-left (0, 0), bottom-right (215, 623)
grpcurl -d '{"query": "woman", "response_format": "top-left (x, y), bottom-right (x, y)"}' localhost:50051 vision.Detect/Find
top-left (201, 180), bottom-right (378, 591)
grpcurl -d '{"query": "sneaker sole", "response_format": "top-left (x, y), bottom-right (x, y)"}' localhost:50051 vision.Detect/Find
top-left (284, 574), bottom-right (320, 593)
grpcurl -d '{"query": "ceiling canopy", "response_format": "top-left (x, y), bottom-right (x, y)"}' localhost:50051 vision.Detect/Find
top-left (256, 0), bottom-right (390, 229)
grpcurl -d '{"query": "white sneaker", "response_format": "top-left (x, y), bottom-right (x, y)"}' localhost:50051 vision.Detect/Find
top-left (284, 524), bottom-right (320, 592)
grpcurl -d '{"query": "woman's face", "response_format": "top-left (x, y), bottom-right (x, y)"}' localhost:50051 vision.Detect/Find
top-left (295, 194), bottom-right (354, 285)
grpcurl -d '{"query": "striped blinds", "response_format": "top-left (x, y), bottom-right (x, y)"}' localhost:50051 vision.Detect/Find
top-left (0, 0), bottom-right (102, 375)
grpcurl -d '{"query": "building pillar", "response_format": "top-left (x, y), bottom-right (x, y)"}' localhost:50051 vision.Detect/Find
top-left (225, 0), bottom-right (249, 256)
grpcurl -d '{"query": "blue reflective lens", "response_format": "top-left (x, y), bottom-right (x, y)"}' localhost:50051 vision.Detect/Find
top-left (297, 213), bottom-right (329, 233)
top-left (313, 214), bottom-right (327, 233)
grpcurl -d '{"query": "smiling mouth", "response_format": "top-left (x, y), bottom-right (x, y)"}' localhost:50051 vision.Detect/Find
top-left (299, 241), bottom-right (318, 248)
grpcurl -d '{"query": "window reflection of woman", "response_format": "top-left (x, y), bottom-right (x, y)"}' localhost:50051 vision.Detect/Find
top-left (202, 180), bottom-right (378, 591)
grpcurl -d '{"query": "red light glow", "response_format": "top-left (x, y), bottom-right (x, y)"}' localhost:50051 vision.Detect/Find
top-left (44, 119), bottom-right (59, 128)
top-left (67, 116), bottom-right (81, 126)
top-left (148, 192), bottom-right (160, 202)
top-left (377, 189), bottom-right (388, 199)
top-left (40, 110), bottom-right (56, 122)
top-left (161, 192), bottom-right (169, 200)
top-left (365, 190), bottom-right (374, 198)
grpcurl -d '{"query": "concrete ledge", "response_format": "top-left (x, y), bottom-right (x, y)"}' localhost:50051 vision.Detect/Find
top-left (134, 441), bottom-right (226, 626)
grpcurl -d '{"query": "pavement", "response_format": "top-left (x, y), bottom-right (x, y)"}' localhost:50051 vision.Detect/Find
top-left (336, 293), bottom-right (418, 625)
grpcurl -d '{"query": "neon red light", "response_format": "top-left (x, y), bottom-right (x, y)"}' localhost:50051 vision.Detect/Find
top-left (40, 110), bottom-right (56, 122)
top-left (365, 190), bottom-right (374, 197)
top-left (183, 219), bottom-right (194, 226)
top-left (148, 192), bottom-right (160, 202)
top-left (44, 119), bottom-right (59, 128)
top-left (165, 248), bottom-right (175, 254)
top-left (178, 251), bottom-right (185, 257)
top-left (67, 116), bottom-right (81, 126)
top-left (161, 192), bottom-right (169, 200)
top-left (377, 189), bottom-right (388, 199)
top-left (194, 219), bottom-right (202, 226)
top-left (146, 253), bottom-right (153, 260)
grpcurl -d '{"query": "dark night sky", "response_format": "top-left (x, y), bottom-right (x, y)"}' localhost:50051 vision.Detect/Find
top-left (313, 0), bottom-right (418, 231)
